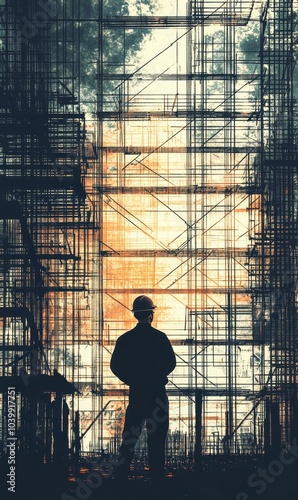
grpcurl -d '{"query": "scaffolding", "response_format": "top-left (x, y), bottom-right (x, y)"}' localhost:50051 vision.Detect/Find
top-left (0, 0), bottom-right (297, 490)
top-left (0, 0), bottom-right (100, 489)
top-left (98, 0), bottom-right (298, 464)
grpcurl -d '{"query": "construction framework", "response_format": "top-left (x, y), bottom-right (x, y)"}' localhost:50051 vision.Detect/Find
top-left (98, 0), bottom-right (298, 463)
top-left (0, 0), bottom-right (100, 488)
top-left (0, 0), bottom-right (297, 487)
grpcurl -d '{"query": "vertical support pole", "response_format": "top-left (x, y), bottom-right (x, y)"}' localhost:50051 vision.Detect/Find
top-left (52, 391), bottom-right (62, 464)
top-left (73, 410), bottom-right (81, 476)
top-left (62, 399), bottom-right (69, 463)
top-left (224, 411), bottom-right (230, 454)
top-left (290, 390), bottom-right (298, 443)
top-left (271, 400), bottom-right (281, 454)
top-left (264, 396), bottom-right (271, 456)
top-left (227, 291), bottom-right (233, 451)
top-left (194, 389), bottom-right (202, 472)
top-left (97, 0), bottom-right (104, 451)
top-left (45, 393), bottom-right (52, 465)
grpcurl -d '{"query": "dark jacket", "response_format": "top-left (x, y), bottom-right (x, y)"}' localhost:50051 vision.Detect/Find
top-left (110, 323), bottom-right (176, 392)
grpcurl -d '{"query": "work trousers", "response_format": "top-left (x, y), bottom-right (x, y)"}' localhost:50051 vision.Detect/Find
top-left (116, 390), bottom-right (169, 481)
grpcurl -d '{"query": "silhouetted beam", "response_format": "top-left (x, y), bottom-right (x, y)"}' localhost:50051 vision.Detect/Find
top-left (80, 401), bottom-right (111, 440)
top-left (103, 73), bottom-right (260, 81)
top-left (0, 176), bottom-right (83, 191)
top-left (99, 388), bottom-right (255, 397)
top-left (100, 146), bottom-right (261, 154)
top-left (39, 222), bottom-right (99, 229)
top-left (103, 288), bottom-right (250, 294)
top-left (100, 249), bottom-right (250, 258)
top-left (11, 287), bottom-right (87, 293)
top-left (0, 346), bottom-right (31, 351)
top-left (102, 15), bottom-right (249, 28)
top-left (102, 339), bottom-right (266, 347)
top-left (97, 185), bottom-right (260, 195)
top-left (0, 374), bottom-right (77, 394)
top-left (0, 253), bottom-right (80, 261)
top-left (0, 112), bottom-right (85, 121)
top-left (98, 110), bottom-right (252, 120)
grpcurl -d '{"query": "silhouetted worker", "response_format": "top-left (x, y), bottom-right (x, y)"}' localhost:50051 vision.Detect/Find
top-left (110, 295), bottom-right (176, 483)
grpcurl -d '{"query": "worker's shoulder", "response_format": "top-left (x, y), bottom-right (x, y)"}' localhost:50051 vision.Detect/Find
top-left (116, 325), bottom-right (168, 342)
top-left (149, 326), bottom-right (171, 344)
top-left (150, 325), bottom-right (168, 337)
top-left (116, 328), bottom-right (136, 343)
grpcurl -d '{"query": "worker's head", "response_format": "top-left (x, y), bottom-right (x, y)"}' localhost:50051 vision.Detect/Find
top-left (132, 295), bottom-right (156, 323)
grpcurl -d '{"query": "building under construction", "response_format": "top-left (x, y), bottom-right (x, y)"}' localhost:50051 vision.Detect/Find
top-left (0, 0), bottom-right (298, 498)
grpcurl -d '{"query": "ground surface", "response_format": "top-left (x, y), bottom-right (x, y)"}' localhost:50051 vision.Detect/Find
top-left (3, 459), bottom-right (298, 500)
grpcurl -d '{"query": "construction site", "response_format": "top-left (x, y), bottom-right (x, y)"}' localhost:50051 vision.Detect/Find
top-left (0, 0), bottom-right (298, 499)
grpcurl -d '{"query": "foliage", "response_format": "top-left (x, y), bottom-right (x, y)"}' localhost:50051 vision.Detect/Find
top-left (77, 0), bottom-right (156, 108)
top-left (239, 34), bottom-right (259, 61)
top-left (53, 347), bottom-right (83, 367)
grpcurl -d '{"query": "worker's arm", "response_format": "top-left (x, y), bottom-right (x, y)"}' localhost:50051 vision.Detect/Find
top-left (162, 335), bottom-right (176, 375)
top-left (110, 339), bottom-right (130, 384)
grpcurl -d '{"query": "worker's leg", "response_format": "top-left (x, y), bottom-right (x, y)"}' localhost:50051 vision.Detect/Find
top-left (146, 395), bottom-right (169, 481)
top-left (115, 402), bottom-right (144, 480)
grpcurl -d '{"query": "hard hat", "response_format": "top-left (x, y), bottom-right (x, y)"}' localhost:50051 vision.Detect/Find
top-left (131, 295), bottom-right (157, 313)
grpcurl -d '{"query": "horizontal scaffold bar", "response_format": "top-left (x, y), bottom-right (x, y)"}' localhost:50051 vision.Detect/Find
top-left (99, 388), bottom-right (255, 397)
top-left (102, 15), bottom-right (250, 28)
top-left (0, 346), bottom-right (32, 351)
top-left (102, 338), bottom-right (266, 347)
top-left (100, 146), bottom-right (261, 154)
top-left (98, 110), bottom-right (253, 120)
top-left (100, 248), bottom-right (251, 258)
top-left (11, 287), bottom-right (87, 293)
top-left (97, 185), bottom-right (260, 195)
top-left (103, 288), bottom-right (250, 294)
top-left (0, 176), bottom-right (85, 193)
top-left (0, 375), bottom-right (77, 394)
top-left (103, 73), bottom-right (260, 81)
top-left (0, 253), bottom-right (80, 261)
